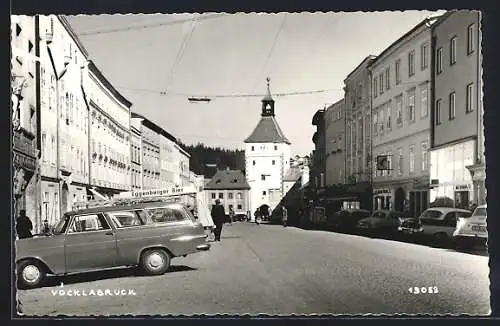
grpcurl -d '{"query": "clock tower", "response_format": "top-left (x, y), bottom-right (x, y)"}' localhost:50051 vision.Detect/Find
top-left (244, 78), bottom-right (291, 220)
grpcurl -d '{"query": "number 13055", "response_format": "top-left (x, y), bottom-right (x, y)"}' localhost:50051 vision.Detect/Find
top-left (408, 286), bottom-right (439, 294)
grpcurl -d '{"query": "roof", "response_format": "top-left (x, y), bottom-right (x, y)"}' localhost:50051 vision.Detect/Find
top-left (67, 201), bottom-right (186, 216)
top-left (244, 116), bottom-right (291, 144)
top-left (368, 16), bottom-right (442, 70)
top-left (131, 112), bottom-right (178, 144)
top-left (58, 16), bottom-right (89, 58)
top-left (88, 60), bottom-right (132, 108)
top-left (262, 77), bottom-right (274, 101)
top-left (204, 169), bottom-right (250, 190)
top-left (344, 55), bottom-right (377, 82)
top-left (283, 167), bottom-right (302, 182)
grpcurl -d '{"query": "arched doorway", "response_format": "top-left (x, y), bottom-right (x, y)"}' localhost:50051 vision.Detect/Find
top-left (394, 187), bottom-right (405, 212)
top-left (259, 204), bottom-right (270, 220)
top-left (61, 183), bottom-right (70, 215)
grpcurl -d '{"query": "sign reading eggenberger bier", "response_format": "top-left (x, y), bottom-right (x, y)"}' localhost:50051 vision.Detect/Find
top-left (121, 185), bottom-right (198, 198)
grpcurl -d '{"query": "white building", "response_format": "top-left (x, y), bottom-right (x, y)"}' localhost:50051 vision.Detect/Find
top-left (38, 15), bottom-right (91, 222)
top-left (85, 60), bottom-right (132, 198)
top-left (159, 130), bottom-right (178, 188)
top-left (244, 79), bottom-right (291, 216)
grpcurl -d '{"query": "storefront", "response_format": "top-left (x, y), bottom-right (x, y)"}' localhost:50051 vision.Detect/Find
top-left (430, 139), bottom-right (475, 208)
top-left (373, 188), bottom-right (392, 211)
top-left (408, 176), bottom-right (430, 217)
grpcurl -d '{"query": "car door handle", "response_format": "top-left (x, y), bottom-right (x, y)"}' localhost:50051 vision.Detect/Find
top-left (105, 232), bottom-right (113, 236)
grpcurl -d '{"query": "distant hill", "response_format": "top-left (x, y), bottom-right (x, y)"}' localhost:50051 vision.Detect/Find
top-left (179, 142), bottom-right (245, 178)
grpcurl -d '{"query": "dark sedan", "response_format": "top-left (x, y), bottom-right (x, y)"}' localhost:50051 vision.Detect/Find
top-left (327, 209), bottom-right (371, 233)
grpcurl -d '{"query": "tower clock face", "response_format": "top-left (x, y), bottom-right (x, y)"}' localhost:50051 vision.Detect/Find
top-left (266, 103), bottom-right (272, 114)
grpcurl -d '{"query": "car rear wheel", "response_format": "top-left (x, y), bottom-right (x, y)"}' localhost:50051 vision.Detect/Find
top-left (140, 249), bottom-right (171, 275)
top-left (17, 260), bottom-right (46, 289)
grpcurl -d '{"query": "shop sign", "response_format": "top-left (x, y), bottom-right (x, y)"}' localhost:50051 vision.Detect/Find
top-left (374, 188), bottom-right (391, 195)
top-left (455, 184), bottom-right (471, 191)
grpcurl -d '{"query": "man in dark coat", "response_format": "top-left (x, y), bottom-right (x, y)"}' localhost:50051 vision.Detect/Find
top-left (16, 210), bottom-right (33, 239)
top-left (211, 199), bottom-right (226, 241)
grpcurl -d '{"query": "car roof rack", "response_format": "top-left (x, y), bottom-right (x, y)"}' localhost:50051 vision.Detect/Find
top-left (72, 192), bottom-right (194, 211)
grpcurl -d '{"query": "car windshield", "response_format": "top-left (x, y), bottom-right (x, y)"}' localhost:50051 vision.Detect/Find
top-left (420, 210), bottom-right (442, 219)
top-left (372, 211), bottom-right (386, 218)
top-left (473, 207), bottom-right (487, 217)
top-left (53, 215), bottom-right (71, 234)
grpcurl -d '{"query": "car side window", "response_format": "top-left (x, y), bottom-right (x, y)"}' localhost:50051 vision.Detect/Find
top-left (145, 207), bottom-right (187, 224)
top-left (107, 211), bottom-right (144, 228)
top-left (68, 214), bottom-right (110, 233)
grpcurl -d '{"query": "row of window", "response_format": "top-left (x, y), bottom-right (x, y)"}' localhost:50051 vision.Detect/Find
top-left (60, 139), bottom-right (88, 178)
top-left (435, 83), bottom-right (475, 125)
top-left (436, 23), bottom-right (476, 75)
top-left (373, 42), bottom-right (429, 99)
top-left (210, 192), bottom-right (244, 200)
top-left (91, 140), bottom-right (129, 166)
top-left (375, 141), bottom-right (429, 177)
top-left (131, 144), bottom-right (141, 163)
top-left (251, 159), bottom-right (277, 166)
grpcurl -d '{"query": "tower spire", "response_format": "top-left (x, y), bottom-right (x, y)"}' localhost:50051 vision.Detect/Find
top-left (263, 77), bottom-right (273, 101)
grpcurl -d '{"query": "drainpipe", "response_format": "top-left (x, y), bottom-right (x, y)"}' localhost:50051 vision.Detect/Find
top-left (35, 15), bottom-right (42, 232)
top-left (368, 69), bottom-right (374, 211)
top-left (476, 12), bottom-right (483, 205)
top-left (79, 60), bottom-right (91, 192)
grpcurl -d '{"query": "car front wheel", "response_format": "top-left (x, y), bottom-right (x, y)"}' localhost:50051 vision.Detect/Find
top-left (17, 260), bottom-right (46, 289)
top-left (140, 249), bottom-right (171, 275)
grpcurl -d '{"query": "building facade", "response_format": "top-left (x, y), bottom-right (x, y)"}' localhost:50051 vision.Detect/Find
top-left (244, 79), bottom-right (291, 216)
top-left (159, 130), bottom-right (178, 188)
top-left (205, 169), bottom-right (251, 216)
top-left (11, 15), bottom-right (40, 231)
top-left (38, 15), bottom-right (91, 224)
top-left (343, 56), bottom-right (376, 210)
top-left (130, 123), bottom-right (142, 191)
top-left (131, 113), bottom-right (161, 190)
top-left (324, 99), bottom-right (346, 186)
top-left (430, 11), bottom-right (484, 208)
top-left (177, 144), bottom-right (191, 187)
top-left (85, 61), bottom-right (132, 199)
top-left (369, 17), bottom-right (438, 215)
top-left (311, 108), bottom-right (326, 192)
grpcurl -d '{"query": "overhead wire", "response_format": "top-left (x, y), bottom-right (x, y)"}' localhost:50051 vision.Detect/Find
top-left (163, 14), bottom-right (199, 92)
top-left (250, 13), bottom-right (288, 93)
top-left (76, 13), bottom-right (226, 36)
top-left (116, 85), bottom-right (344, 99)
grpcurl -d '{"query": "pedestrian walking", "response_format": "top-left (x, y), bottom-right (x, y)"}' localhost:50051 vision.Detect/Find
top-left (229, 207), bottom-right (235, 225)
top-left (16, 210), bottom-right (33, 239)
top-left (282, 206), bottom-right (288, 227)
top-left (211, 199), bottom-right (226, 241)
top-left (254, 209), bottom-right (262, 225)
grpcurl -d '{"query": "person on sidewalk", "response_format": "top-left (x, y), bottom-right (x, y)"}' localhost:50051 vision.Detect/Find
top-left (16, 210), bottom-right (33, 239)
top-left (211, 199), bottom-right (226, 241)
top-left (281, 205), bottom-right (288, 227)
top-left (228, 207), bottom-right (235, 225)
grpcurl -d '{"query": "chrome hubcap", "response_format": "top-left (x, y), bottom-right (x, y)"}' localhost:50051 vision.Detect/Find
top-left (147, 253), bottom-right (164, 270)
top-left (22, 265), bottom-right (40, 283)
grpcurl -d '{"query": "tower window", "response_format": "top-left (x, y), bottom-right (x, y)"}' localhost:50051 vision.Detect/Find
top-left (251, 146), bottom-right (254, 151)
top-left (272, 160), bottom-right (275, 165)
top-left (262, 191), bottom-right (267, 196)
top-left (252, 160), bottom-right (256, 166)
top-left (261, 175), bottom-right (266, 181)
top-left (274, 145), bottom-right (277, 150)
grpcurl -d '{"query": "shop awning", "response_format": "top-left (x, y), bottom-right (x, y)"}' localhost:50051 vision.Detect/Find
top-left (89, 188), bottom-right (108, 200)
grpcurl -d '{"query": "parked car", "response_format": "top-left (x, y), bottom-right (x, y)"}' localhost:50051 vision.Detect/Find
top-left (356, 210), bottom-right (407, 237)
top-left (16, 201), bottom-right (210, 289)
top-left (453, 204), bottom-right (487, 248)
top-left (399, 207), bottom-right (472, 246)
top-left (327, 209), bottom-right (371, 232)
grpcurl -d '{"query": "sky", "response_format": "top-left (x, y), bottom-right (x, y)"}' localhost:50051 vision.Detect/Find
top-left (67, 11), bottom-right (444, 156)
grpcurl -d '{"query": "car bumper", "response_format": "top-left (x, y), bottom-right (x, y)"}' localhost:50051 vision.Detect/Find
top-left (398, 226), bottom-right (423, 235)
top-left (171, 234), bottom-right (211, 256)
